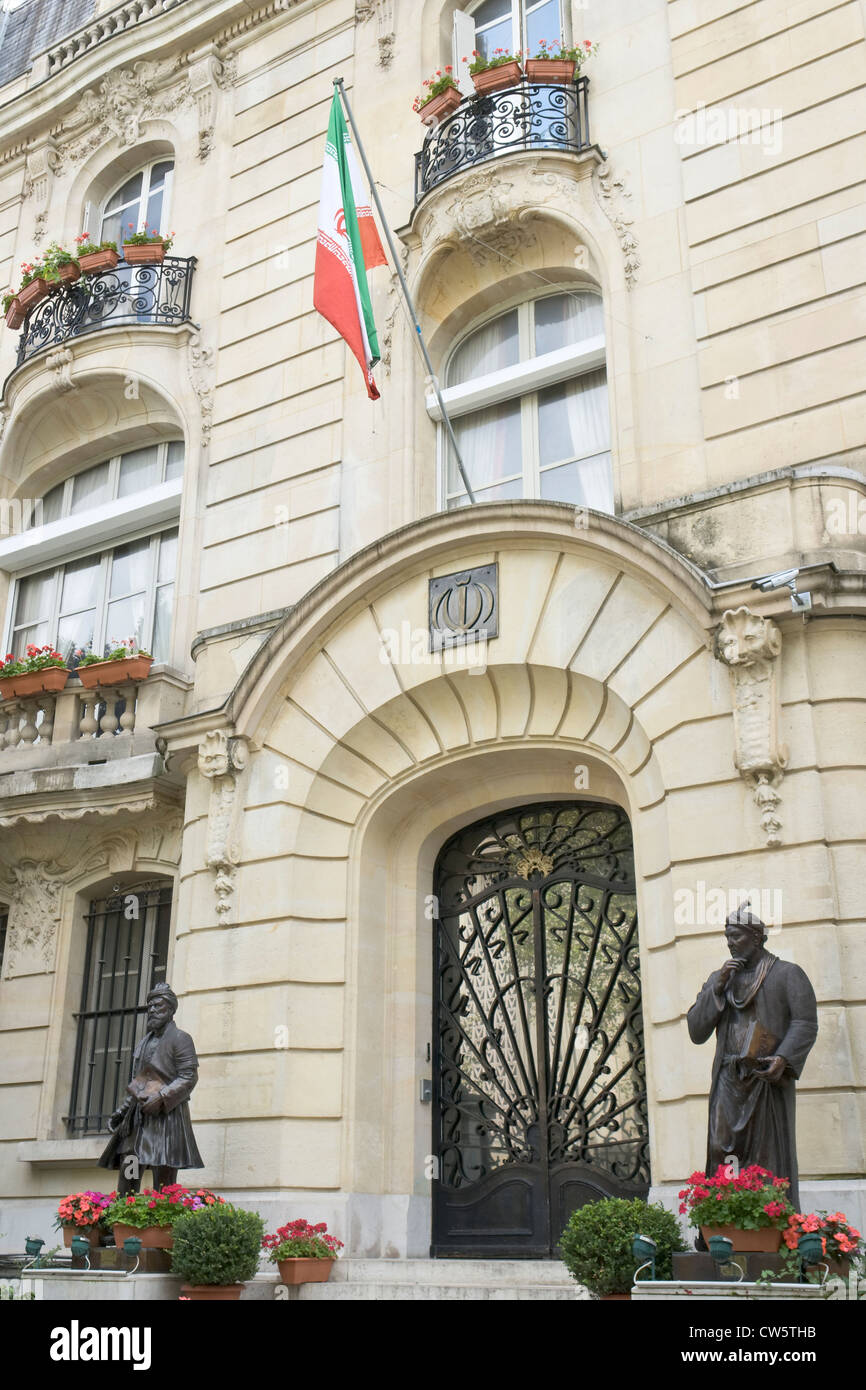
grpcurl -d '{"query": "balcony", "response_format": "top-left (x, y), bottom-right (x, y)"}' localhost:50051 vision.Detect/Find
top-left (0, 668), bottom-right (188, 818)
top-left (415, 77), bottom-right (591, 203)
top-left (11, 256), bottom-right (196, 375)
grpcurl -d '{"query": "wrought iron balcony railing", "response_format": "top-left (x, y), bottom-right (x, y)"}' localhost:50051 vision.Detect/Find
top-left (14, 256), bottom-right (196, 370)
top-left (415, 77), bottom-right (591, 203)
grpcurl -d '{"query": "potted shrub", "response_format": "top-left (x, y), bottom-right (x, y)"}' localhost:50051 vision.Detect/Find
top-left (524, 37), bottom-right (597, 84)
top-left (75, 638), bottom-right (153, 688)
top-left (413, 68), bottom-right (463, 126)
top-left (263, 1218), bottom-right (344, 1285)
top-left (560, 1197), bottom-right (686, 1299)
top-left (74, 236), bottom-right (120, 274)
top-left (3, 291), bottom-right (24, 329)
top-left (44, 240), bottom-right (81, 285)
top-left (171, 1202), bottom-right (265, 1300)
top-left (678, 1164), bottom-right (794, 1252)
top-left (54, 1191), bottom-right (113, 1248)
top-left (0, 645), bottom-right (69, 699)
top-left (467, 48), bottom-right (523, 96)
top-left (782, 1210), bottom-right (863, 1279)
top-left (122, 224), bottom-right (174, 265)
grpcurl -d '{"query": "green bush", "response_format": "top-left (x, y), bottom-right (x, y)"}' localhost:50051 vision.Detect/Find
top-left (170, 1204), bottom-right (265, 1287)
top-left (559, 1197), bottom-right (686, 1297)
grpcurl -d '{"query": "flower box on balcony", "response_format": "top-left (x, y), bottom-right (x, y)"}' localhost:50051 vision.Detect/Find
top-left (0, 666), bottom-right (70, 699)
top-left (524, 58), bottom-right (576, 83)
top-left (78, 248), bottom-right (119, 274)
top-left (4, 296), bottom-right (25, 329)
top-left (420, 85), bottom-right (463, 127)
top-left (471, 60), bottom-right (522, 96)
top-left (17, 276), bottom-right (50, 311)
top-left (123, 242), bottom-right (166, 266)
top-left (57, 261), bottom-right (81, 285)
top-left (76, 655), bottom-right (153, 688)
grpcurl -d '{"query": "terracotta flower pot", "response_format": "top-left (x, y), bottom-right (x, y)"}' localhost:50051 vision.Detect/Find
top-left (113, 1222), bottom-right (174, 1250)
top-left (472, 61), bottom-right (523, 95)
top-left (17, 277), bottom-right (50, 310)
top-left (78, 249), bottom-right (119, 274)
top-left (600, 1292), bottom-right (631, 1300)
top-left (701, 1224), bottom-right (783, 1253)
top-left (0, 666), bottom-right (69, 699)
top-left (76, 655), bottom-right (153, 688)
top-left (5, 297), bottom-right (25, 329)
top-left (524, 58), bottom-right (576, 83)
top-left (419, 85), bottom-right (463, 127)
top-left (276, 1257), bottom-right (335, 1285)
top-left (57, 262), bottom-right (81, 284)
top-left (180, 1283), bottom-right (243, 1300)
top-left (123, 242), bottom-right (167, 265)
top-left (63, 1225), bottom-right (102, 1248)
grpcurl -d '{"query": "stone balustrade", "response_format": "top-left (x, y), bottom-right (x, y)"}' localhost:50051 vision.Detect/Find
top-left (0, 670), bottom-right (188, 765)
top-left (45, 0), bottom-right (189, 76)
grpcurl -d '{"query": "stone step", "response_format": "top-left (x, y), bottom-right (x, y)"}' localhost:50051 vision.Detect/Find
top-left (329, 1259), bottom-right (575, 1286)
top-left (300, 1281), bottom-right (588, 1301)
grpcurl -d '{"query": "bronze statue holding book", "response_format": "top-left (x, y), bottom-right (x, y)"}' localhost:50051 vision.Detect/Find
top-left (687, 904), bottom-right (818, 1208)
top-left (98, 983), bottom-right (204, 1192)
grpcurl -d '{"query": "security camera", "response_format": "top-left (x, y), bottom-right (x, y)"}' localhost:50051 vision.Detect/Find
top-left (751, 568), bottom-right (800, 592)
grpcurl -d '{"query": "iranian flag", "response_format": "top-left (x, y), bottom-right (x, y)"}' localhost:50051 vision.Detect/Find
top-left (314, 94), bottom-right (387, 400)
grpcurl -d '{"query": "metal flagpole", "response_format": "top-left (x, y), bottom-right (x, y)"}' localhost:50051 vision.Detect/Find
top-left (333, 77), bottom-right (476, 504)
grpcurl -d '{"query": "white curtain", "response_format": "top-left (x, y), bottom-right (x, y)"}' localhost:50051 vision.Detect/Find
top-left (448, 309), bottom-right (520, 387)
top-left (535, 292), bottom-right (604, 356)
top-left (562, 369), bottom-right (612, 510)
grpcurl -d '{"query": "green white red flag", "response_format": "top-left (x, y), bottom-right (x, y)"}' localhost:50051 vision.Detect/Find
top-left (314, 94), bottom-right (387, 399)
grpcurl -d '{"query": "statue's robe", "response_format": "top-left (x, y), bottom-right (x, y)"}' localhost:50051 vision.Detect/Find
top-left (687, 953), bottom-right (817, 1208)
top-left (99, 1020), bottom-right (204, 1172)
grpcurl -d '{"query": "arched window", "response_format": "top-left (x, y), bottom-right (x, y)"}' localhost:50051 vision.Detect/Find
top-left (99, 159), bottom-right (174, 245)
top-left (5, 441), bottom-right (183, 666)
top-left (437, 291), bottom-right (612, 511)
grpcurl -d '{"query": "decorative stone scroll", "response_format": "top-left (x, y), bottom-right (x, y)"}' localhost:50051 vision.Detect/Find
top-left (2, 861), bottom-right (64, 975)
top-left (197, 729), bottom-right (248, 920)
top-left (356, 0), bottom-right (396, 69)
top-left (187, 331), bottom-right (215, 447)
top-left (23, 139), bottom-right (59, 242)
top-left (594, 162), bottom-right (640, 288)
top-left (714, 607), bottom-right (789, 847)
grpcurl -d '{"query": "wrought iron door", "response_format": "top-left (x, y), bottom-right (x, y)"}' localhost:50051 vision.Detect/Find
top-left (432, 802), bottom-right (649, 1256)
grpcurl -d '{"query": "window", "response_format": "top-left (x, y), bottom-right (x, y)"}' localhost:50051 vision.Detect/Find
top-left (28, 441), bottom-right (183, 529)
top-left (439, 291), bottom-right (612, 511)
top-left (8, 441), bottom-right (182, 666)
top-left (453, 0), bottom-right (564, 81)
top-left (99, 160), bottom-right (174, 245)
top-left (67, 881), bottom-right (172, 1135)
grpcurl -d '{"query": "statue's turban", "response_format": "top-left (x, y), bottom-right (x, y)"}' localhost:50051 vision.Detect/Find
top-left (725, 904), bottom-right (767, 940)
top-left (146, 982), bottom-right (178, 1011)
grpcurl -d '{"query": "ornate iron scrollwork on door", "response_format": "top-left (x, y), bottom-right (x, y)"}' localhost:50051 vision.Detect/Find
top-left (433, 801), bottom-right (649, 1256)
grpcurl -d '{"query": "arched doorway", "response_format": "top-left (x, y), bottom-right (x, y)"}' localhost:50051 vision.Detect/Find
top-left (432, 800), bottom-right (649, 1256)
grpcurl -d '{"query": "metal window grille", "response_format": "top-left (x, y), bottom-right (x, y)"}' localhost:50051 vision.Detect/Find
top-left (66, 880), bottom-right (172, 1135)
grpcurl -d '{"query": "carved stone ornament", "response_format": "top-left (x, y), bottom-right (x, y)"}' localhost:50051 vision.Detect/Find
top-left (187, 331), bottom-right (215, 448)
top-left (50, 48), bottom-right (237, 175)
top-left (198, 730), bottom-right (248, 921)
top-left (45, 346), bottom-right (76, 392)
top-left (594, 162), bottom-right (640, 288)
top-left (356, 0), bottom-right (396, 69)
top-left (714, 607), bottom-right (789, 847)
top-left (442, 171), bottom-right (537, 266)
top-left (2, 861), bottom-right (63, 975)
top-left (23, 139), bottom-right (59, 243)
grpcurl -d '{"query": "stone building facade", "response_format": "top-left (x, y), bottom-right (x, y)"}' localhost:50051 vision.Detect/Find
top-left (0, 0), bottom-right (863, 1257)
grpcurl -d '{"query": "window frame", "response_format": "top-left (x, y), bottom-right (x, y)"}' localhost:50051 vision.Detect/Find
top-left (431, 289), bottom-right (612, 511)
top-left (467, 0), bottom-right (567, 59)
